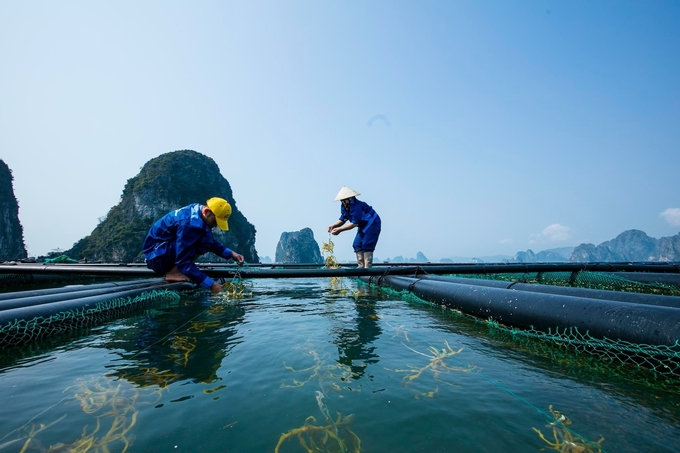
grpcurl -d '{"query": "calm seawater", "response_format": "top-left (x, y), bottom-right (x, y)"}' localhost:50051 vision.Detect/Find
top-left (1, 278), bottom-right (679, 453)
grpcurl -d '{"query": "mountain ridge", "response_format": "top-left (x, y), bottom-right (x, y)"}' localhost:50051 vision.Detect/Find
top-left (438, 230), bottom-right (680, 263)
top-left (66, 150), bottom-right (258, 263)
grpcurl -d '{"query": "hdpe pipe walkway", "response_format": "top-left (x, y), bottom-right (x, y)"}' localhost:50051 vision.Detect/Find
top-left (0, 279), bottom-right (194, 347)
top-left (417, 275), bottom-right (680, 309)
top-left (0, 279), bottom-right (170, 308)
top-left (363, 275), bottom-right (680, 348)
top-left (1, 261), bottom-right (679, 280)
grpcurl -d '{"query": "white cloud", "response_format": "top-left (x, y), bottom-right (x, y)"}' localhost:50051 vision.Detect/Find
top-left (660, 208), bottom-right (680, 226)
top-left (530, 223), bottom-right (571, 244)
top-left (499, 238), bottom-right (513, 244)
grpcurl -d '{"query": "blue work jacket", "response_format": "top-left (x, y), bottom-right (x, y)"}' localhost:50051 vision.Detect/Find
top-left (142, 204), bottom-right (233, 288)
top-left (340, 198), bottom-right (379, 232)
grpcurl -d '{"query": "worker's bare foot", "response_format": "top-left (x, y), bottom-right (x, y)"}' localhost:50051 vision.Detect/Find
top-left (164, 267), bottom-right (190, 282)
top-left (165, 275), bottom-right (190, 282)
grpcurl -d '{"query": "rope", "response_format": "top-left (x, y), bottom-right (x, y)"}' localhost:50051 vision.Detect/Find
top-left (378, 267), bottom-right (394, 286)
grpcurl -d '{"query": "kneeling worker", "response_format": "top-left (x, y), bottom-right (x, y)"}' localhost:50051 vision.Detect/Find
top-left (327, 186), bottom-right (381, 268)
top-left (143, 197), bottom-right (244, 293)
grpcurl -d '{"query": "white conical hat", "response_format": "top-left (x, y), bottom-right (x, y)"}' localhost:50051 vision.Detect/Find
top-left (334, 186), bottom-right (360, 201)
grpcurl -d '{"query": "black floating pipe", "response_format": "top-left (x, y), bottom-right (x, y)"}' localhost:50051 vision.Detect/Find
top-left (364, 275), bottom-right (680, 347)
top-left (0, 264), bottom-right (155, 276)
top-left (0, 281), bottom-right (195, 328)
top-left (1, 261), bottom-right (680, 279)
top-left (418, 275), bottom-right (680, 309)
top-left (0, 278), bottom-right (164, 301)
top-left (199, 262), bottom-right (680, 279)
top-left (11, 260), bottom-right (680, 269)
top-left (0, 279), bottom-right (170, 311)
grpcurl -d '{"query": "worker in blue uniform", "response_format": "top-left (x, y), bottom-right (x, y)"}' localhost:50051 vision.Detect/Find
top-left (327, 186), bottom-right (381, 268)
top-left (143, 197), bottom-right (244, 293)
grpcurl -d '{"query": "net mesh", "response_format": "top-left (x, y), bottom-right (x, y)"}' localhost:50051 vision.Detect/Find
top-left (369, 278), bottom-right (680, 391)
top-left (485, 320), bottom-right (680, 383)
top-left (0, 289), bottom-right (181, 348)
top-left (454, 270), bottom-right (680, 296)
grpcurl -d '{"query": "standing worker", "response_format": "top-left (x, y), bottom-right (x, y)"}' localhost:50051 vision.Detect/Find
top-left (143, 197), bottom-right (244, 293)
top-left (328, 186), bottom-right (381, 268)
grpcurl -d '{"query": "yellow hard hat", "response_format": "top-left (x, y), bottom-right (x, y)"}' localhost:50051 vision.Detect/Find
top-left (206, 197), bottom-right (232, 231)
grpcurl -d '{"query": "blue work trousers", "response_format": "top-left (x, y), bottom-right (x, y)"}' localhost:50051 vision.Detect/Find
top-left (352, 218), bottom-right (381, 253)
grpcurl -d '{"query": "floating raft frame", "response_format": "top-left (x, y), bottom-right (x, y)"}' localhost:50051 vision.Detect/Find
top-left (2, 261), bottom-right (680, 379)
top-left (1, 261), bottom-right (679, 280)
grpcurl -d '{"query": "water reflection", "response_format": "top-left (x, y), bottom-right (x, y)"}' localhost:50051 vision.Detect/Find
top-left (328, 285), bottom-right (383, 380)
top-left (105, 293), bottom-right (246, 387)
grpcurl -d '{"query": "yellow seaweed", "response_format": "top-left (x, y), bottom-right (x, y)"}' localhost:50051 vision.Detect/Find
top-left (167, 335), bottom-right (197, 367)
top-left (386, 340), bottom-right (476, 396)
top-left (322, 236), bottom-right (356, 295)
top-left (275, 412), bottom-right (361, 453)
top-left (532, 405), bottom-right (605, 452)
top-left (281, 350), bottom-right (352, 394)
top-left (3, 376), bottom-right (153, 453)
top-left (220, 269), bottom-right (253, 299)
top-left (118, 367), bottom-right (184, 389)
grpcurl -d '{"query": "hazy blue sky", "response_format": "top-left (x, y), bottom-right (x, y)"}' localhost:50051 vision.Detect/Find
top-left (2, 1), bottom-right (679, 263)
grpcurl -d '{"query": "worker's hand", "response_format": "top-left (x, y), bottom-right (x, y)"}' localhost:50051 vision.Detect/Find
top-left (231, 251), bottom-right (245, 265)
top-left (327, 225), bottom-right (334, 233)
top-left (210, 281), bottom-right (223, 293)
top-left (331, 228), bottom-right (341, 236)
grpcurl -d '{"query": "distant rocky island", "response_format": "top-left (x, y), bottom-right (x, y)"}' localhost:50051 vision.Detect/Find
top-left (275, 228), bottom-right (323, 264)
top-left (66, 150), bottom-right (259, 263)
top-left (511, 247), bottom-right (574, 263)
top-left (383, 251), bottom-right (430, 263)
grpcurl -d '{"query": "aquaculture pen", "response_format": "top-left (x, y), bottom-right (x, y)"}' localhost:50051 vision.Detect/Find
top-left (1, 260), bottom-right (679, 383)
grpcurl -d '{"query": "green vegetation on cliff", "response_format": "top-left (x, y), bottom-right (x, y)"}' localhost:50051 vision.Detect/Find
top-left (0, 160), bottom-right (27, 260)
top-left (67, 150), bottom-right (258, 263)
